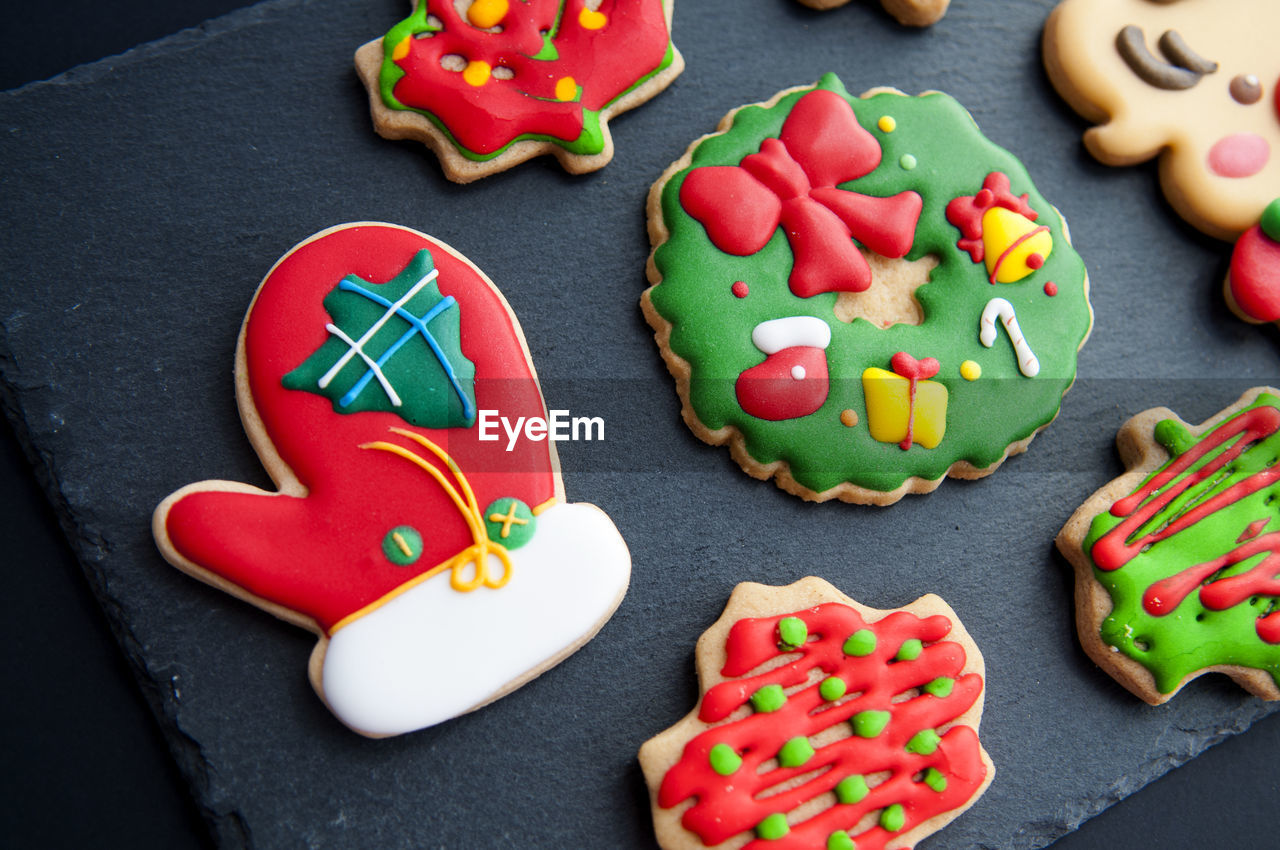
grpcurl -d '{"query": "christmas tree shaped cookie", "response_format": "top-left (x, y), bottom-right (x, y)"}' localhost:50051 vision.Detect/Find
top-left (153, 223), bottom-right (631, 737)
top-left (640, 577), bottom-right (993, 850)
top-left (355, 0), bottom-right (684, 182)
top-left (1058, 388), bottom-right (1280, 704)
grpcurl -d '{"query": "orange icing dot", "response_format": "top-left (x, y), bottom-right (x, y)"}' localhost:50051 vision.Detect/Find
top-left (840, 409), bottom-right (859, 428)
top-left (467, 0), bottom-right (509, 29)
top-left (579, 8), bottom-right (608, 29)
top-left (391, 36), bottom-right (411, 62)
top-left (555, 76), bottom-right (578, 102)
top-left (463, 60), bottom-right (492, 87)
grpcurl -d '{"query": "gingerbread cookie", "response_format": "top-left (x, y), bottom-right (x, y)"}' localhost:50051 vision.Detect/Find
top-left (1044, 0), bottom-right (1280, 240)
top-left (153, 223), bottom-right (631, 737)
top-left (355, 0), bottom-right (684, 183)
top-left (794, 0), bottom-right (948, 27)
top-left (639, 577), bottom-right (993, 850)
top-left (642, 74), bottom-right (1092, 505)
top-left (1057, 387), bottom-right (1280, 704)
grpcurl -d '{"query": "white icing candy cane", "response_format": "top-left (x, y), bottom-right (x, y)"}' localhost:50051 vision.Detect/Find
top-left (979, 297), bottom-right (1040, 377)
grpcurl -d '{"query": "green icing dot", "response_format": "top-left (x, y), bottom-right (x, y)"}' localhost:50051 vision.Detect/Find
top-left (895, 638), bottom-right (923, 661)
top-left (1261, 197), bottom-right (1280, 242)
top-left (819, 676), bottom-right (847, 702)
top-left (880, 803), bottom-right (906, 832)
top-left (778, 616), bottom-right (809, 649)
top-left (850, 710), bottom-right (890, 738)
top-left (482, 498), bottom-right (536, 549)
top-left (905, 729), bottom-right (941, 755)
top-left (923, 767), bottom-right (948, 793)
top-left (751, 683), bottom-right (787, 713)
top-left (835, 774), bottom-right (869, 805)
top-left (1153, 418), bottom-right (1196, 457)
top-left (899, 153), bottom-right (917, 170)
top-left (708, 743), bottom-right (741, 776)
top-left (381, 525), bottom-right (423, 565)
top-left (843, 629), bottom-right (877, 656)
top-left (827, 830), bottom-right (857, 850)
top-left (777, 736), bottom-right (815, 768)
top-left (756, 813), bottom-right (790, 840)
top-left (923, 677), bottom-right (954, 698)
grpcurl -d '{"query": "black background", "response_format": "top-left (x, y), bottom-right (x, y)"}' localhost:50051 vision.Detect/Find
top-left (1, 1), bottom-right (1277, 847)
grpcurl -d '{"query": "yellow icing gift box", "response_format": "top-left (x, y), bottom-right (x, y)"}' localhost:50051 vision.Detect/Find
top-left (861, 367), bottom-right (948, 449)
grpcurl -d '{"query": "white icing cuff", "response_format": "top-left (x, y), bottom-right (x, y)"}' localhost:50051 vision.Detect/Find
top-left (317, 502), bottom-right (631, 736)
top-left (751, 316), bottom-right (832, 355)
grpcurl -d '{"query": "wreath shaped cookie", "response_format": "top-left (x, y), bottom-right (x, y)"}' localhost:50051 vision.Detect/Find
top-left (355, 0), bottom-right (684, 182)
top-left (642, 74), bottom-right (1093, 504)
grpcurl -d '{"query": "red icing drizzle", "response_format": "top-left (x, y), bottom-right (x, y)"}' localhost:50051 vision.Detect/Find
top-left (163, 225), bottom-right (556, 632)
top-left (389, 0), bottom-right (672, 155)
top-left (658, 603), bottom-right (986, 849)
top-left (890, 352), bottom-right (940, 451)
top-left (679, 89), bottom-right (922, 299)
top-left (1092, 407), bottom-right (1280, 644)
top-left (1093, 407), bottom-right (1280, 572)
top-left (1228, 223), bottom-right (1280, 323)
top-left (945, 172), bottom-right (1039, 267)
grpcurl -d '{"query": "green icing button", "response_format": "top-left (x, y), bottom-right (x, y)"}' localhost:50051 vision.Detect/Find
top-left (880, 803), bottom-right (906, 832)
top-left (923, 766), bottom-right (948, 793)
top-left (1261, 197), bottom-right (1280, 242)
top-left (751, 683), bottom-right (787, 713)
top-left (827, 830), bottom-right (857, 850)
top-left (899, 153), bottom-right (917, 170)
top-left (381, 525), bottom-right (423, 565)
top-left (777, 736), bottom-right (815, 768)
top-left (843, 629), bottom-right (877, 656)
top-left (778, 616), bottom-right (809, 649)
top-left (756, 813), bottom-right (790, 840)
top-left (850, 710), bottom-right (890, 738)
top-left (483, 498), bottom-right (536, 549)
top-left (923, 676), bottom-right (954, 698)
top-left (835, 774), bottom-right (869, 805)
top-left (819, 676), bottom-right (847, 702)
top-left (905, 729), bottom-right (941, 755)
top-left (709, 743), bottom-right (741, 776)
top-left (895, 638), bottom-right (923, 661)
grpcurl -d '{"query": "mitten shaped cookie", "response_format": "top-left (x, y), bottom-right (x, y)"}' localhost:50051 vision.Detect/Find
top-left (154, 223), bottom-right (630, 736)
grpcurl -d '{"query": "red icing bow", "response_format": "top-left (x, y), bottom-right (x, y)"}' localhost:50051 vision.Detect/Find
top-left (679, 89), bottom-right (923, 299)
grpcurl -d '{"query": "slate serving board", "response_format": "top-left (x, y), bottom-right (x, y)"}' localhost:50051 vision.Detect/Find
top-left (2, 0), bottom-right (1278, 848)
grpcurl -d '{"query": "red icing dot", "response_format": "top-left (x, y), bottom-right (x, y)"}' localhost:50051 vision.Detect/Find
top-left (975, 188), bottom-right (993, 206)
top-left (731, 280), bottom-right (749, 298)
top-left (1044, 280), bottom-right (1058, 297)
top-left (1026, 252), bottom-right (1044, 270)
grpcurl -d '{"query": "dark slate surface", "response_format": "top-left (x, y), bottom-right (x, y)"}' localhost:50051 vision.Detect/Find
top-left (2, 0), bottom-right (1279, 848)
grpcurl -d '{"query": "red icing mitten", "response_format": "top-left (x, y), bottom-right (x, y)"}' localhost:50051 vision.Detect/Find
top-left (1226, 199), bottom-right (1280, 324)
top-left (153, 223), bottom-right (630, 737)
top-left (736, 316), bottom-right (832, 420)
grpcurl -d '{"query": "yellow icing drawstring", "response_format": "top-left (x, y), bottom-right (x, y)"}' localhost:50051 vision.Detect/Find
top-left (359, 427), bottom-right (512, 593)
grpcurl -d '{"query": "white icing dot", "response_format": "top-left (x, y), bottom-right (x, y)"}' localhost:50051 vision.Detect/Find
top-left (791, 365), bottom-right (807, 381)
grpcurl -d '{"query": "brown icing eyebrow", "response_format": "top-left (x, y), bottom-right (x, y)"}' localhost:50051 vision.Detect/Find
top-left (1116, 25), bottom-right (1218, 90)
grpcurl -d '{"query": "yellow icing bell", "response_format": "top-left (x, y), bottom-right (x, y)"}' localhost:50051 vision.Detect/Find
top-left (981, 206), bottom-right (1053, 283)
top-left (862, 368), bottom-right (948, 449)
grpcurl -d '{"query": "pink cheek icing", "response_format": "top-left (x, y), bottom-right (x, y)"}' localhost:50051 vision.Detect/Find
top-left (1208, 132), bottom-right (1270, 178)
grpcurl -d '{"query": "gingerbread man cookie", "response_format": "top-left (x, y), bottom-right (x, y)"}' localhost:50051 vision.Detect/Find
top-left (642, 74), bottom-right (1092, 504)
top-left (153, 223), bottom-right (631, 737)
top-left (1044, 0), bottom-right (1280, 240)
top-left (640, 577), bottom-right (993, 850)
top-left (355, 0), bottom-right (684, 182)
top-left (1057, 387), bottom-right (1280, 704)
top-left (795, 0), bottom-right (949, 27)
